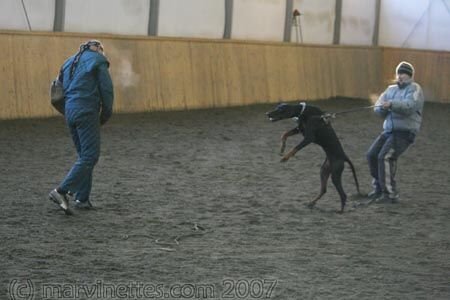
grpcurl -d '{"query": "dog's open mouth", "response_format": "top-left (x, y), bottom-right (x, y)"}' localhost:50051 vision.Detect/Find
top-left (266, 112), bottom-right (281, 122)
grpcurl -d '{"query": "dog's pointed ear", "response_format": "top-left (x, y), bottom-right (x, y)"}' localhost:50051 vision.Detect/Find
top-left (276, 103), bottom-right (288, 109)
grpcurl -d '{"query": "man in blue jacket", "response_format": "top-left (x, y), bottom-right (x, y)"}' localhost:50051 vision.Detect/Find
top-left (367, 61), bottom-right (424, 203)
top-left (49, 40), bottom-right (114, 214)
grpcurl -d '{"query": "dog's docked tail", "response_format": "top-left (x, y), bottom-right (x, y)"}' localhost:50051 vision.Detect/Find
top-left (345, 157), bottom-right (361, 195)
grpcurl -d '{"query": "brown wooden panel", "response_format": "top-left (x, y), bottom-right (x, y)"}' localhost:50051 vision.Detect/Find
top-left (382, 48), bottom-right (450, 103)
top-left (0, 35), bottom-right (16, 119)
top-left (0, 31), bottom-right (447, 119)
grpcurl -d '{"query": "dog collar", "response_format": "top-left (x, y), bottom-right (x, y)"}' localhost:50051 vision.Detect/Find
top-left (299, 102), bottom-right (306, 115)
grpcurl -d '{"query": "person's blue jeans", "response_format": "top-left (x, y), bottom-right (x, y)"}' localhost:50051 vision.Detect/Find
top-left (59, 108), bottom-right (100, 202)
top-left (367, 131), bottom-right (415, 196)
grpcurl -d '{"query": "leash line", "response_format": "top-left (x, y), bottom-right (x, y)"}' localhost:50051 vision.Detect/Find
top-left (322, 105), bottom-right (382, 119)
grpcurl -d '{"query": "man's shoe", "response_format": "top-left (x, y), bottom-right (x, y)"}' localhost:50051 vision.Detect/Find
top-left (367, 190), bottom-right (382, 199)
top-left (74, 199), bottom-right (93, 209)
top-left (388, 193), bottom-right (400, 204)
top-left (49, 189), bottom-right (73, 215)
top-left (375, 193), bottom-right (399, 204)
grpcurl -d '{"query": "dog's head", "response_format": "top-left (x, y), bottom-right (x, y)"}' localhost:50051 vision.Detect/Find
top-left (266, 102), bottom-right (306, 122)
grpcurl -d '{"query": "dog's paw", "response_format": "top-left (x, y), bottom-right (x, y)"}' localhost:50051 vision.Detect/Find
top-left (305, 201), bottom-right (315, 209)
top-left (280, 153), bottom-right (292, 163)
top-left (280, 157), bottom-right (289, 163)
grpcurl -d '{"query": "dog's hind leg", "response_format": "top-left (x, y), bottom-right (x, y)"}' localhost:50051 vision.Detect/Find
top-left (330, 162), bottom-right (347, 213)
top-left (307, 158), bottom-right (330, 209)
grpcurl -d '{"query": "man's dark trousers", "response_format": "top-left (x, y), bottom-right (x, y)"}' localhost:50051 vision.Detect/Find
top-left (59, 108), bottom-right (100, 202)
top-left (367, 131), bottom-right (415, 195)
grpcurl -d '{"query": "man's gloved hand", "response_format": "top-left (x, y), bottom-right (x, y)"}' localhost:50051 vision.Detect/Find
top-left (382, 101), bottom-right (392, 110)
top-left (321, 113), bottom-right (335, 124)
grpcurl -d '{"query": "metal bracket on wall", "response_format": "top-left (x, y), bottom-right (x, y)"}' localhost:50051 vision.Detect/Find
top-left (21, 0), bottom-right (32, 31)
top-left (223, 0), bottom-right (233, 39)
top-left (148, 0), bottom-right (159, 36)
top-left (53, 0), bottom-right (65, 32)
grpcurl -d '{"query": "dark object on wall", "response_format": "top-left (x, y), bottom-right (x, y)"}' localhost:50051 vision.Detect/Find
top-left (50, 77), bottom-right (65, 115)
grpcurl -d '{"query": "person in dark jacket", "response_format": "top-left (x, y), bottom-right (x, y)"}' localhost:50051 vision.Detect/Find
top-left (367, 61), bottom-right (424, 204)
top-left (49, 40), bottom-right (114, 214)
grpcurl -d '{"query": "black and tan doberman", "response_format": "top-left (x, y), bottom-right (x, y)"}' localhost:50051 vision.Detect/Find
top-left (266, 102), bottom-right (360, 213)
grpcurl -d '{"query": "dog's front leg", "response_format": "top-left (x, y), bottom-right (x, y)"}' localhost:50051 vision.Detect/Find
top-left (280, 128), bottom-right (300, 155)
top-left (280, 139), bottom-right (311, 162)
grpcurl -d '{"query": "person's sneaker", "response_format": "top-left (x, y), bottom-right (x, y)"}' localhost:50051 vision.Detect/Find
top-left (388, 193), bottom-right (400, 204)
top-left (74, 199), bottom-right (93, 209)
top-left (367, 190), bottom-right (382, 199)
top-left (49, 189), bottom-right (73, 215)
top-left (67, 191), bottom-right (74, 201)
top-left (375, 193), bottom-right (399, 204)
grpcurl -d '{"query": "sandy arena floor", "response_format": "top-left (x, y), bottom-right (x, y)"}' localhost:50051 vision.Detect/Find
top-left (1, 98), bottom-right (449, 299)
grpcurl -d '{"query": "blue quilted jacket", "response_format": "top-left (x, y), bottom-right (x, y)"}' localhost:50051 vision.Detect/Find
top-left (61, 50), bottom-right (114, 122)
top-left (375, 81), bottom-right (424, 135)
